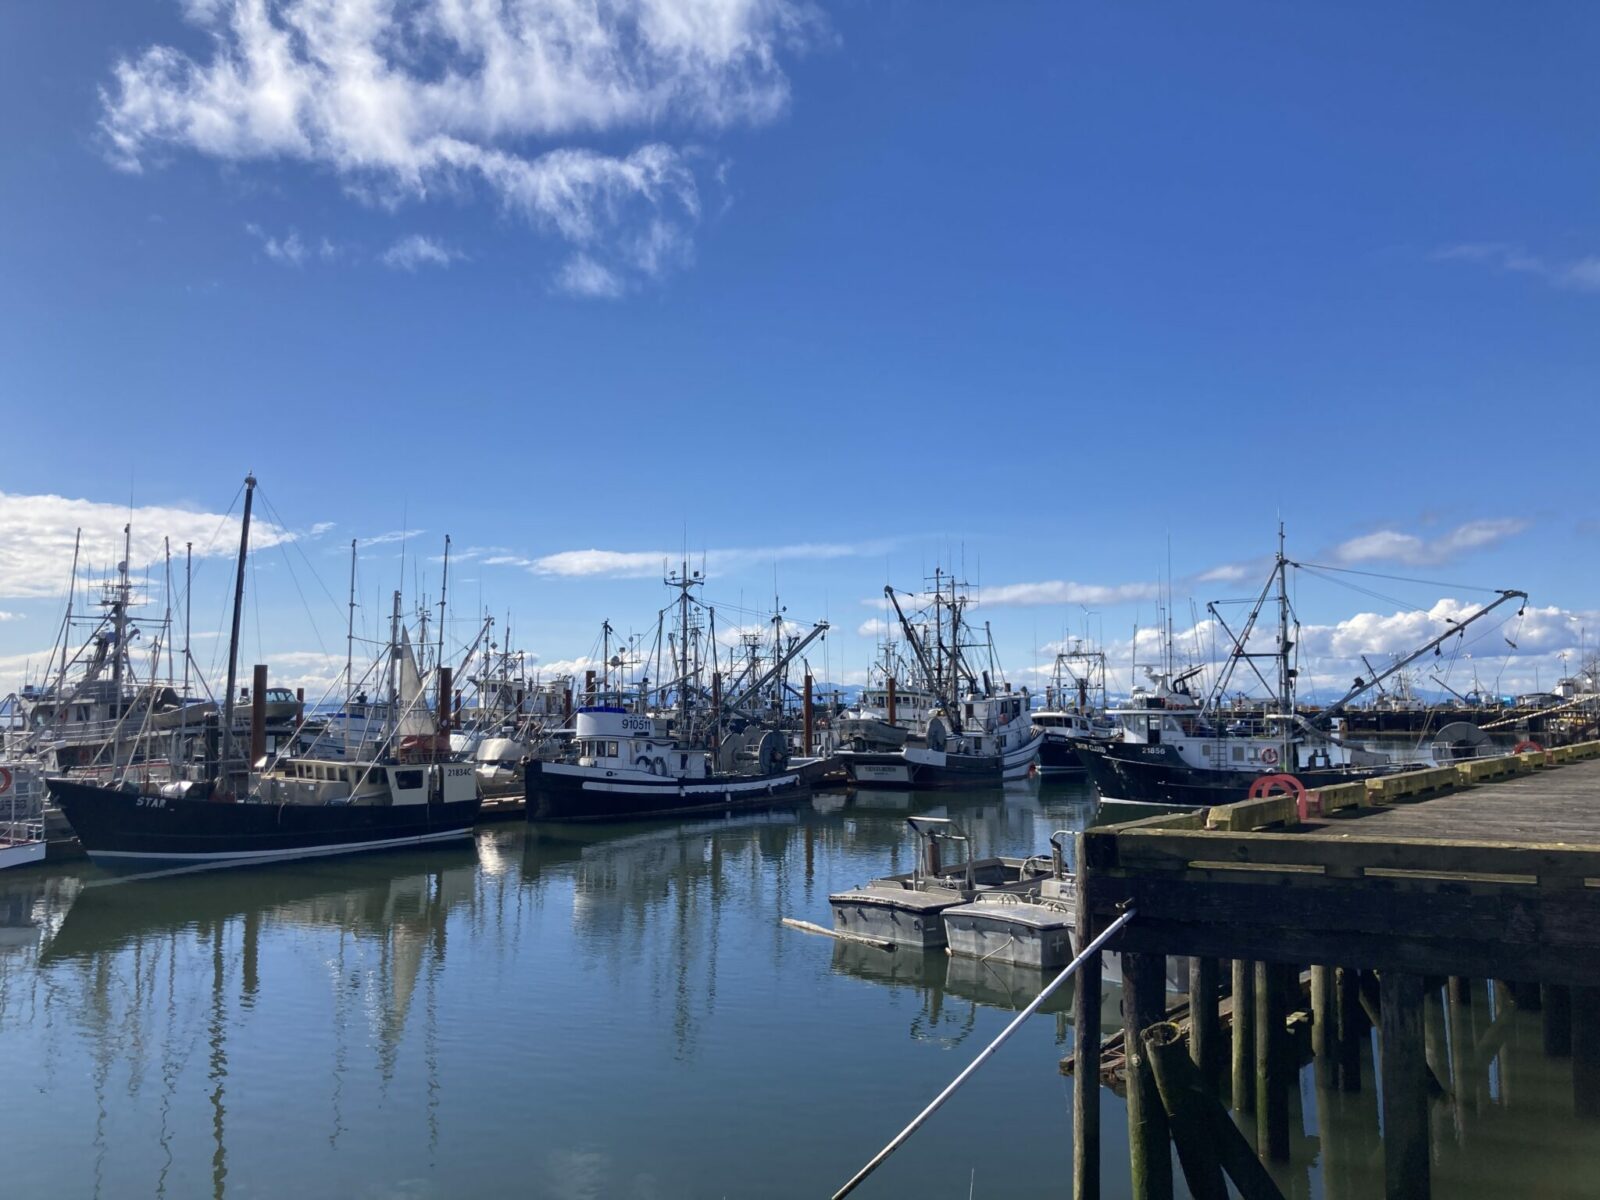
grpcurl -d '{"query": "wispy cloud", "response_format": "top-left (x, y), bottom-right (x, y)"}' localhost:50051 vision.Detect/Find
top-left (244, 223), bottom-right (337, 266)
top-left (978, 579), bottom-right (1163, 608)
top-left (1434, 244), bottom-right (1600, 293)
top-left (381, 234), bottom-right (462, 271)
top-left (531, 540), bottom-right (897, 579)
top-left (555, 254), bottom-right (626, 299)
top-left (361, 529), bottom-right (426, 547)
top-left (0, 490), bottom-right (291, 601)
top-left (1331, 518), bottom-right (1527, 568)
top-left (0, 612), bottom-right (23, 622)
top-left (103, 0), bottom-right (825, 293)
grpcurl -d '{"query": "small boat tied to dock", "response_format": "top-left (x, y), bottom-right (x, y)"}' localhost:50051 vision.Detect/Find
top-left (941, 828), bottom-right (1078, 969)
top-left (828, 816), bottom-right (1055, 949)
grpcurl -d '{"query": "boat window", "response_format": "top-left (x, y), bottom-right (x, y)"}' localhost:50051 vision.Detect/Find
top-left (1232, 746), bottom-right (1245, 762)
top-left (606, 741), bottom-right (619, 757)
top-left (394, 769), bottom-right (424, 790)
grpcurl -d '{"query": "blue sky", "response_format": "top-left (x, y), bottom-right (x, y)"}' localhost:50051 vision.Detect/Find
top-left (2, 1), bottom-right (1597, 701)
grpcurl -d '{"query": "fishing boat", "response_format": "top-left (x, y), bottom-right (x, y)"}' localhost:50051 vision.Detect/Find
top-left (836, 573), bottom-right (1042, 789)
top-left (828, 817), bottom-right (1054, 949)
top-left (1033, 645), bottom-right (1117, 775)
top-left (1072, 528), bottom-right (1528, 807)
top-left (0, 762), bottom-right (45, 871)
top-left (942, 829), bottom-right (1077, 968)
top-left (48, 476), bottom-right (481, 868)
top-left (525, 564), bottom-right (825, 822)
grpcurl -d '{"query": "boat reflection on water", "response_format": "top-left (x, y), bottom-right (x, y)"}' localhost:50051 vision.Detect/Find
top-left (42, 843), bottom-right (484, 964)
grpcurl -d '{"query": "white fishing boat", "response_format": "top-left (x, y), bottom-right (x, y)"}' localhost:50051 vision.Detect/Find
top-left (836, 573), bottom-right (1042, 789)
top-left (0, 761), bottom-right (46, 871)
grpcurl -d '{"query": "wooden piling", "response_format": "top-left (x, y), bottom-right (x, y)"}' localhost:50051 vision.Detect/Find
top-left (1189, 957), bottom-right (1222, 1090)
top-left (1255, 961), bottom-right (1290, 1162)
top-left (437, 665), bottom-right (453, 736)
top-left (1573, 986), bottom-right (1600, 1118)
top-left (1311, 964), bottom-right (1337, 1090)
top-left (249, 664), bottom-right (267, 766)
top-left (1073, 933), bottom-right (1102, 1200)
top-left (1379, 971), bottom-right (1429, 1200)
top-left (1541, 984), bottom-right (1572, 1058)
top-left (1232, 959), bottom-right (1256, 1113)
top-left (1142, 1024), bottom-right (1227, 1200)
top-left (1142, 1022), bottom-right (1286, 1200)
top-left (1122, 951), bottom-right (1173, 1200)
top-left (1336, 966), bottom-right (1362, 1093)
top-left (803, 673), bottom-right (814, 756)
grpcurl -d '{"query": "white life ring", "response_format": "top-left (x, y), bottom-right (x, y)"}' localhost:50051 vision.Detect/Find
top-left (1261, 747), bottom-right (1279, 766)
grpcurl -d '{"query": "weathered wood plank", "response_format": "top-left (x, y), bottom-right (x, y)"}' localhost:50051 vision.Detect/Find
top-left (1107, 828), bottom-right (1600, 881)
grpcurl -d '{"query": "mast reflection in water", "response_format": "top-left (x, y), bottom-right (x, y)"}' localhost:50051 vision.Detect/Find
top-left (15, 779), bottom-right (1576, 1197)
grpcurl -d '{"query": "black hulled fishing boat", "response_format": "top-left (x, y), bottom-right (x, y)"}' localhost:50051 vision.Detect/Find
top-left (525, 564), bottom-right (827, 822)
top-left (49, 476), bottom-right (480, 868)
top-left (1071, 528), bottom-right (1527, 808)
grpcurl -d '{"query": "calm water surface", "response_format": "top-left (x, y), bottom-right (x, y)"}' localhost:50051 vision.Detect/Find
top-left (2, 783), bottom-right (1594, 1198)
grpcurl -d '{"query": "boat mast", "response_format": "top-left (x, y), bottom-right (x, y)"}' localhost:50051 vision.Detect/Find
top-left (345, 539), bottom-right (357, 714)
top-left (438, 534), bottom-right (450, 676)
top-left (218, 474), bottom-right (256, 787)
top-left (52, 529), bottom-right (82, 703)
top-left (388, 589), bottom-right (402, 737)
top-left (1275, 522), bottom-right (1294, 769)
top-left (111, 522), bottom-right (131, 777)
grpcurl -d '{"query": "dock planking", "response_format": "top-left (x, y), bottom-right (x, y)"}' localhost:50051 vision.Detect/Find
top-left (1072, 744), bottom-right (1600, 1200)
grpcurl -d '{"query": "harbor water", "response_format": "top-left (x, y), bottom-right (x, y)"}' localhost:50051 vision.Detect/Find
top-left (2, 782), bottom-right (1596, 1199)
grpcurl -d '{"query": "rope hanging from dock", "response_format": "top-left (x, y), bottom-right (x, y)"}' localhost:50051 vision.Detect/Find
top-left (830, 906), bottom-right (1138, 1200)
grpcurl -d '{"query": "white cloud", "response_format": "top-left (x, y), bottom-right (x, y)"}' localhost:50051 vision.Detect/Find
top-left (857, 618), bottom-right (890, 639)
top-left (1435, 243), bottom-right (1600, 293)
top-left (244, 222), bottom-right (338, 265)
top-left (1331, 519), bottom-right (1527, 568)
top-left (0, 612), bottom-right (22, 622)
top-left (0, 490), bottom-right (291, 601)
top-left (360, 529), bottom-right (426, 547)
top-left (531, 540), bottom-right (894, 579)
top-left (381, 234), bottom-right (461, 271)
top-left (103, 0), bottom-right (823, 292)
top-left (978, 579), bottom-right (1163, 608)
top-left (555, 253), bottom-right (625, 298)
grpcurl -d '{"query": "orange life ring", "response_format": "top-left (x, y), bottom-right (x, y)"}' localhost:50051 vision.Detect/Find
top-left (1247, 772), bottom-right (1306, 802)
top-left (0, 766), bottom-right (11, 794)
top-left (1260, 747), bottom-right (1279, 766)
top-left (1512, 740), bottom-right (1544, 755)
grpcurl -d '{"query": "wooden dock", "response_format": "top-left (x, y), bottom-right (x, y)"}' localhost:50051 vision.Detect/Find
top-left (1071, 742), bottom-right (1600, 1200)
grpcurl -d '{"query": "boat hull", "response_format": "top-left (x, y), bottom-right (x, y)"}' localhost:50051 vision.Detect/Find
top-left (0, 840), bottom-right (46, 871)
top-left (524, 760), bottom-right (811, 822)
top-left (1037, 732), bottom-right (1087, 774)
top-left (943, 898), bottom-right (1077, 969)
top-left (837, 748), bottom-right (1002, 790)
top-left (47, 779), bottom-right (481, 868)
top-left (1072, 740), bottom-right (1385, 807)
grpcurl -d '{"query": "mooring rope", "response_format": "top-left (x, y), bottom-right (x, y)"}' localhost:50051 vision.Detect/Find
top-left (830, 905), bottom-right (1138, 1200)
